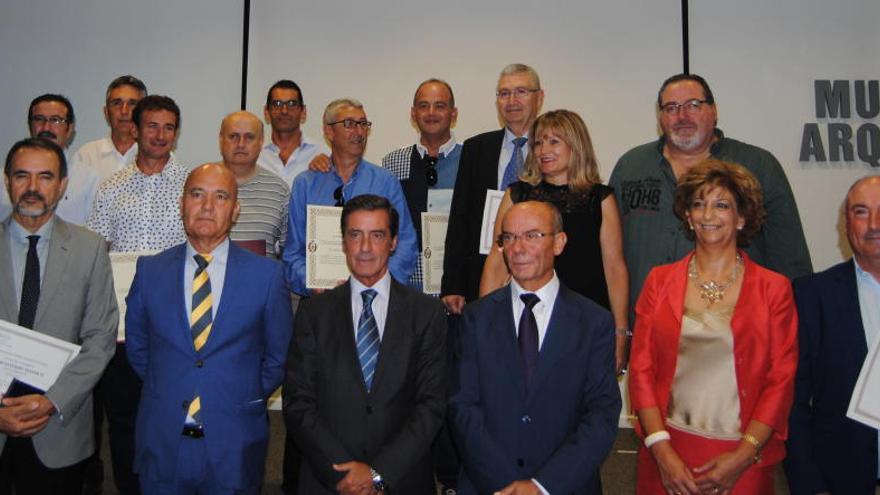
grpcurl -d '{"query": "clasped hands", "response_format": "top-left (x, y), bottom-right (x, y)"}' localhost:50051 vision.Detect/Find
top-left (333, 461), bottom-right (382, 495)
top-left (653, 442), bottom-right (753, 495)
top-left (0, 394), bottom-right (55, 437)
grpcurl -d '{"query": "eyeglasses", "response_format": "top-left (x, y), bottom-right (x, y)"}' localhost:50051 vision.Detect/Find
top-left (496, 88), bottom-right (540, 100)
top-left (333, 185), bottom-right (344, 207)
top-left (269, 99), bottom-right (301, 110)
top-left (29, 115), bottom-right (69, 126)
top-left (659, 99), bottom-right (710, 116)
top-left (327, 119), bottom-right (372, 130)
top-left (424, 155), bottom-right (438, 187)
top-left (496, 230), bottom-right (556, 247)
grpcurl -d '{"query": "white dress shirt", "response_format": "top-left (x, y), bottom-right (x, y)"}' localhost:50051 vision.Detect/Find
top-left (349, 271), bottom-right (391, 342)
top-left (71, 136), bottom-right (139, 182)
top-left (853, 257), bottom-right (880, 477)
top-left (257, 135), bottom-right (328, 188)
top-left (496, 127), bottom-right (531, 189)
top-left (510, 272), bottom-right (560, 351)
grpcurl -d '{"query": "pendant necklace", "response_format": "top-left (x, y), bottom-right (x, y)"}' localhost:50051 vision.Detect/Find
top-left (688, 254), bottom-right (743, 305)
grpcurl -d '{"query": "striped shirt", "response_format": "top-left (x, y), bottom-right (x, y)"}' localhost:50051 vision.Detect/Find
top-left (230, 166), bottom-right (290, 259)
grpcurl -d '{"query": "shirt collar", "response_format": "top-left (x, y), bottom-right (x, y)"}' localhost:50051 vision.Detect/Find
top-left (415, 133), bottom-right (458, 158)
top-left (350, 270), bottom-right (392, 299)
top-left (854, 256), bottom-right (880, 287)
top-left (510, 271), bottom-right (560, 307)
top-left (186, 237), bottom-right (231, 263)
top-left (9, 215), bottom-right (55, 244)
top-left (264, 134), bottom-right (318, 153)
top-left (503, 127), bottom-right (530, 146)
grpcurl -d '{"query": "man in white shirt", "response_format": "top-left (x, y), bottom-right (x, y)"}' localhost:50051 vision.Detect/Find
top-left (71, 75), bottom-right (147, 182)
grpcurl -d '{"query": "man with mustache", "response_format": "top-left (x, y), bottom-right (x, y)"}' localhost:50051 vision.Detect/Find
top-left (609, 73), bottom-right (812, 321)
top-left (0, 137), bottom-right (117, 494)
top-left (72, 75), bottom-right (148, 182)
top-left (217, 111), bottom-right (289, 259)
top-left (87, 94), bottom-right (188, 495)
top-left (442, 64), bottom-right (544, 315)
top-left (282, 98), bottom-right (417, 297)
top-left (0, 94), bottom-right (101, 226)
top-left (258, 79), bottom-right (329, 188)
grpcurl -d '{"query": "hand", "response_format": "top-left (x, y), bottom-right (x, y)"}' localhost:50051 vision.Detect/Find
top-left (333, 461), bottom-right (376, 495)
top-left (650, 441), bottom-right (700, 494)
top-left (0, 394), bottom-right (55, 437)
top-left (693, 447), bottom-right (754, 494)
top-left (308, 153), bottom-right (331, 173)
top-left (441, 295), bottom-right (465, 315)
top-left (495, 479), bottom-right (541, 495)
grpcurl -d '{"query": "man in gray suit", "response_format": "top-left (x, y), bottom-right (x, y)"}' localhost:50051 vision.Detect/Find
top-left (0, 137), bottom-right (118, 494)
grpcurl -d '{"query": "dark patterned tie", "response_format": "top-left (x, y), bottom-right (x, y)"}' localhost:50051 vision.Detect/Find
top-left (18, 235), bottom-right (41, 329)
top-left (356, 289), bottom-right (380, 391)
top-left (500, 137), bottom-right (528, 190)
top-left (518, 293), bottom-right (540, 393)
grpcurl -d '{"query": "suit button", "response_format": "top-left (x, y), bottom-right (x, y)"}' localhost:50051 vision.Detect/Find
top-left (516, 458), bottom-right (524, 467)
top-left (195, 360), bottom-right (204, 368)
top-left (366, 406), bottom-right (373, 414)
top-left (521, 415), bottom-right (531, 424)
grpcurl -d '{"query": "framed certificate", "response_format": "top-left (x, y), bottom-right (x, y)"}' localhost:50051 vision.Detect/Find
top-left (0, 318), bottom-right (81, 395)
top-left (110, 251), bottom-right (155, 343)
top-left (306, 205), bottom-right (350, 290)
top-left (478, 189), bottom-right (505, 255)
top-left (421, 212), bottom-right (449, 294)
top-left (847, 331), bottom-right (880, 429)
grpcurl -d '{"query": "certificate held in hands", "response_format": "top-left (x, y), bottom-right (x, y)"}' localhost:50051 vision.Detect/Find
top-left (0, 318), bottom-right (80, 397)
top-left (306, 205), bottom-right (351, 290)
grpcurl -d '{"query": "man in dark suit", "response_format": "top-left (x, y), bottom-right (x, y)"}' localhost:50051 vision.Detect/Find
top-left (441, 63), bottom-right (544, 314)
top-left (125, 163), bottom-right (293, 493)
top-left (786, 175), bottom-right (880, 495)
top-left (284, 194), bottom-right (447, 494)
top-left (0, 137), bottom-right (117, 494)
top-left (449, 201), bottom-right (620, 495)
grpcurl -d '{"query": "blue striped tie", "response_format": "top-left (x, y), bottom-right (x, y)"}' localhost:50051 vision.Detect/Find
top-left (500, 136), bottom-right (528, 190)
top-left (356, 289), bottom-right (380, 391)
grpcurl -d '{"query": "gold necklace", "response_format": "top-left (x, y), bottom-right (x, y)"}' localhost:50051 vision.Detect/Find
top-left (687, 254), bottom-right (743, 305)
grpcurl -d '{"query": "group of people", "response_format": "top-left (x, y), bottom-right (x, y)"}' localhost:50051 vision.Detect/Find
top-left (0, 62), bottom-right (876, 495)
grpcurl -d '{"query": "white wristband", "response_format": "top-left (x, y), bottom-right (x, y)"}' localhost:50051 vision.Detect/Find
top-left (644, 430), bottom-right (671, 448)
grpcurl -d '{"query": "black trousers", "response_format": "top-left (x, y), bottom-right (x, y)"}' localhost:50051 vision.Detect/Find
top-left (0, 437), bottom-right (85, 495)
top-left (103, 344), bottom-right (143, 495)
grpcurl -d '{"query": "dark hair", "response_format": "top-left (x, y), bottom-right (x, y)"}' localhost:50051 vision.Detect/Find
top-left (657, 73), bottom-right (715, 108)
top-left (413, 78), bottom-right (455, 107)
top-left (5, 137), bottom-right (68, 179)
top-left (132, 95), bottom-right (180, 129)
top-left (106, 75), bottom-right (147, 102)
top-left (266, 80), bottom-right (304, 108)
top-left (340, 194), bottom-right (399, 238)
top-left (673, 158), bottom-right (765, 246)
top-left (29, 94), bottom-right (75, 124)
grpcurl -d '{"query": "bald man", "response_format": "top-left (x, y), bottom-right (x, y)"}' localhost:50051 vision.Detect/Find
top-left (126, 163), bottom-right (293, 493)
top-left (218, 111), bottom-right (290, 259)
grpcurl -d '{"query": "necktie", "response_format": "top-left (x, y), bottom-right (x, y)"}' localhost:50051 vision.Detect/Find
top-left (187, 253), bottom-right (213, 425)
top-left (18, 235), bottom-right (41, 329)
top-left (518, 293), bottom-right (540, 393)
top-left (356, 289), bottom-right (380, 391)
top-left (500, 137), bottom-right (528, 190)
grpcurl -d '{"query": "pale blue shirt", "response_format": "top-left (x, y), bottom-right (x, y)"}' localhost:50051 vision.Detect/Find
top-left (183, 239), bottom-right (230, 319)
top-left (257, 135), bottom-right (328, 189)
top-left (496, 128), bottom-right (531, 189)
top-left (6, 217), bottom-right (54, 304)
top-left (853, 257), bottom-right (880, 477)
top-left (349, 271), bottom-right (391, 342)
top-left (510, 272), bottom-right (559, 350)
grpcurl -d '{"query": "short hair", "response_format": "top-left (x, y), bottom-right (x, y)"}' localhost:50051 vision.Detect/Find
top-left (340, 194), bottom-right (399, 239)
top-left (520, 109), bottom-right (601, 193)
top-left (28, 94), bottom-right (75, 125)
top-left (499, 63), bottom-right (541, 90)
top-left (673, 158), bottom-right (765, 246)
top-left (266, 80), bottom-right (304, 108)
top-left (5, 137), bottom-right (68, 179)
top-left (105, 75), bottom-right (147, 102)
top-left (413, 78), bottom-right (456, 108)
top-left (846, 175), bottom-right (880, 209)
top-left (323, 98), bottom-right (364, 125)
top-left (657, 73), bottom-right (716, 108)
top-left (132, 95), bottom-right (181, 129)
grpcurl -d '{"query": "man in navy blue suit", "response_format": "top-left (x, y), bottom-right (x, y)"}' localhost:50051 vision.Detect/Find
top-left (786, 175), bottom-right (880, 495)
top-left (126, 163), bottom-right (293, 494)
top-left (449, 201), bottom-right (620, 495)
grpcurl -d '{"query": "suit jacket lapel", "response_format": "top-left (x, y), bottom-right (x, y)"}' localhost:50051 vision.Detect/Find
top-left (835, 260), bottom-right (868, 356)
top-left (209, 241), bottom-right (240, 343)
top-left (170, 245), bottom-right (192, 351)
top-left (334, 282), bottom-right (368, 397)
top-left (370, 279), bottom-right (406, 394)
top-left (528, 285), bottom-right (573, 403)
top-left (34, 220), bottom-right (72, 325)
top-left (491, 286), bottom-right (526, 398)
top-left (0, 221), bottom-right (18, 320)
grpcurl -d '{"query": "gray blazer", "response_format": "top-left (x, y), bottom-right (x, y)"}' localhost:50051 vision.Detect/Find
top-left (0, 216), bottom-right (117, 468)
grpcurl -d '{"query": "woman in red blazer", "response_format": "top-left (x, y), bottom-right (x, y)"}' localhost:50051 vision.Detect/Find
top-left (629, 159), bottom-right (798, 495)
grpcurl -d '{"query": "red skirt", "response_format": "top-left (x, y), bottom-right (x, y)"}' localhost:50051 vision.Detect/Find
top-left (636, 426), bottom-right (775, 494)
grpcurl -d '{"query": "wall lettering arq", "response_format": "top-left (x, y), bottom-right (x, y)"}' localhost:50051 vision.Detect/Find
top-left (800, 80), bottom-right (880, 168)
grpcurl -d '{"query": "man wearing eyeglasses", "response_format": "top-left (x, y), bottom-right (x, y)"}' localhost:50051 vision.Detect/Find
top-left (282, 98), bottom-right (418, 297)
top-left (609, 73), bottom-right (812, 318)
top-left (441, 64), bottom-right (544, 315)
top-left (0, 94), bottom-right (101, 227)
top-left (258, 80), bottom-right (328, 188)
top-left (71, 75), bottom-right (148, 182)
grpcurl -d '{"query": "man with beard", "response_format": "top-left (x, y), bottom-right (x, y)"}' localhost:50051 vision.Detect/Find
top-left (282, 98), bottom-right (417, 297)
top-left (72, 75), bottom-right (148, 181)
top-left (609, 73), bottom-right (812, 317)
top-left (0, 94), bottom-right (101, 226)
top-left (258, 80), bottom-right (328, 188)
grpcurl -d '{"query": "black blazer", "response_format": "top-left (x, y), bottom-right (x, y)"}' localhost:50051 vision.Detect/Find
top-left (283, 278), bottom-right (447, 494)
top-left (785, 259), bottom-right (879, 495)
top-left (441, 129), bottom-right (505, 301)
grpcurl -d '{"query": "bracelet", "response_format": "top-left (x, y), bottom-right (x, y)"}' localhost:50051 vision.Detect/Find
top-left (741, 433), bottom-right (763, 464)
top-left (644, 430), bottom-right (671, 448)
top-left (615, 328), bottom-right (632, 337)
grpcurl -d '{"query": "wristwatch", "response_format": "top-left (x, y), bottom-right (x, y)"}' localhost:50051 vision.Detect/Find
top-left (370, 467), bottom-right (386, 492)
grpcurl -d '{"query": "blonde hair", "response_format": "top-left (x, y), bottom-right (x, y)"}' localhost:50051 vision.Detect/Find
top-left (520, 109), bottom-right (600, 193)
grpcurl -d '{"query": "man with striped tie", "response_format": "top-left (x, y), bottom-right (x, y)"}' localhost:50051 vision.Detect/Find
top-left (125, 163), bottom-right (293, 494)
top-left (284, 194), bottom-right (447, 495)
